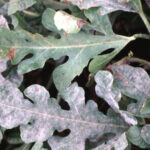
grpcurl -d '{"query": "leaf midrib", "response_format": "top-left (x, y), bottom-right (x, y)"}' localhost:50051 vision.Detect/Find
top-left (0, 39), bottom-right (131, 50)
top-left (0, 102), bottom-right (128, 128)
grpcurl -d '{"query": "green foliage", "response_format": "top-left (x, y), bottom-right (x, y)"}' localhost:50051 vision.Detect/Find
top-left (127, 126), bottom-right (150, 149)
top-left (0, 25), bottom-right (133, 91)
top-left (0, 0), bottom-right (150, 149)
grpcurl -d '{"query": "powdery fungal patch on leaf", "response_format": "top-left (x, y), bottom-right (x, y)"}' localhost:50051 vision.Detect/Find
top-left (111, 65), bottom-right (150, 117)
top-left (8, 0), bottom-right (36, 15)
top-left (95, 70), bottom-right (137, 125)
top-left (0, 59), bottom-right (129, 149)
top-left (145, 0), bottom-right (150, 7)
top-left (0, 69), bottom-right (129, 150)
top-left (141, 125), bottom-right (150, 144)
top-left (0, 15), bottom-right (9, 29)
top-left (118, 0), bottom-right (130, 3)
top-left (77, 20), bottom-right (86, 28)
top-left (62, 0), bottom-right (141, 15)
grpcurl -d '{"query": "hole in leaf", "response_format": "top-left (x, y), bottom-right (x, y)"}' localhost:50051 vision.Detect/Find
top-left (23, 58), bottom-right (54, 87)
top-left (1, 60), bottom-right (13, 78)
top-left (1, 127), bottom-right (24, 149)
top-left (28, 120), bottom-right (35, 125)
top-left (100, 48), bottom-right (114, 55)
top-left (62, 9), bottom-right (71, 14)
top-left (59, 98), bottom-right (70, 110)
top-left (85, 133), bottom-right (115, 149)
top-left (23, 94), bottom-right (34, 104)
top-left (43, 141), bottom-right (51, 149)
top-left (53, 129), bottom-right (71, 137)
top-left (97, 99), bottom-right (110, 115)
top-left (22, 53), bottom-right (34, 61)
top-left (55, 33), bottom-right (61, 39)
top-left (55, 56), bottom-right (68, 64)
top-left (25, 38), bottom-right (30, 42)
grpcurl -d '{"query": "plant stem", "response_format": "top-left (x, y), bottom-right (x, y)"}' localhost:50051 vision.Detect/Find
top-left (42, 0), bottom-right (69, 9)
top-left (23, 10), bottom-right (40, 17)
top-left (115, 56), bottom-right (150, 68)
top-left (126, 57), bottom-right (150, 68)
top-left (46, 73), bottom-right (53, 90)
top-left (46, 56), bottom-right (66, 90)
top-left (139, 9), bottom-right (150, 33)
top-left (57, 95), bottom-right (61, 104)
top-left (134, 33), bottom-right (150, 40)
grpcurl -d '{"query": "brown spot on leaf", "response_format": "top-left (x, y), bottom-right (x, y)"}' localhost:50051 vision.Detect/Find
top-left (63, 32), bottom-right (69, 38)
top-left (64, 0), bottom-right (70, 3)
top-left (31, 34), bottom-right (36, 39)
top-left (97, 9), bottom-right (101, 15)
top-left (91, 1), bottom-right (98, 7)
top-left (35, 87), bottom-right (39, 92)
top-left (6, 48), bottom-right (16, 60)
top-left (114, 71), bottom-right (122, 79)
top-left (77, 20), bottom-right (86, 29)
top-left (105, 64), bottom-right (113, 71)
top-left (0, 25), bottom-right (8, 28)
top-left (0, 49), bottom-right (3, 53)
top-left (78, 0), bottom-right (83, 3)
top-left (122, 82), bottom-right (129, 87)
top-left (118, 0), bottom-right (130, 2)
top-left (0, 15), bottom-right (9, 29)
top-left (142, 127), bottom-right (146, 131)
top-left (49, 43), bottom-right (53, 47)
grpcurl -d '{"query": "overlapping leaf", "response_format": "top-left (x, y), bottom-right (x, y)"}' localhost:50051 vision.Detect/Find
top-left (145, 0), bottom-right (150, 7)
top-left (0, 15), bottom-right (9, 29)
top-left (92, 133), bottom-right (128, 150)
top-left (95, 70), bottom-right (137, 125)
top-left (0, 58), bottom-right (129, 150)
top-left (6, 0), bottom-right (36, 15)
top-left (62, 0), bottom-right (142, 15)
top-left (89, 49), bottom-right (121, 73)
top-left (0, 23), bottom-right (135, 91)
top-left (111, 65), bottom-right (150, 117)
top-left (0, 7), bottom-right (138, 92)
top-left (84, 8), bottom-right (113, 35)
top-left (127, 126), bottom-right (150, 149)
top-left (84, 8), bottom-right (122, 73)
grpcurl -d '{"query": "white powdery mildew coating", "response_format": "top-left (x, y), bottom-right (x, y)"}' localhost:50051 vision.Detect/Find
top-left (0, 80), bottom-right (33, 128)
top-left (65, 0), bottom-right (137, 15)
top-left (0, 15), bottom-right (9, 29)
top-left (141, 125), bottom-right (150, 144)
top-left (112, 65), bottom-right (150, 117)
top-left (0, 58), bottom-right (128, 149)
top-left (94, 133), bottom-right (128, 150)
top-left (95, 71), bottom-right (120, 110)
top-left (95, 70), bottom-right (137, 125)
top-left (0, 58), bottom-right (9, 72)
top-left (0, 58), bottom-right (32, 128)
top-left (120, 111), bottom-right (137, 125)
